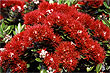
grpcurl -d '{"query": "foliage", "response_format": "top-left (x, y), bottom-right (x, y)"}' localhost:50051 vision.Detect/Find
top-left (46, 0), bottom-right (78, 6)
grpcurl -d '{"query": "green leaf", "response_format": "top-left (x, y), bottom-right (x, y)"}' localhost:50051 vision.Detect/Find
top-left (63, 67), bottom-right (67, 72)
top-left (31, 49), bottom-right (37, 52)
top-left (14, 23), bottom-right (25, 35)
top-left (105, 9), bottom-right (110, 13)
top-left (103, 10), bottom-right (110, 14)
top-left (13, 31), bottom-right (16, 35)
top-left (98, 42), bottom-right (102, 45)
top-left (0, 26), bottom-right (3, 35)
top-left (103, 2), bottom-right (110, 9)
top-left (37, 64), bottom-right (41, 70)
top-left (67, 36), bottom-right (71, 40)
top-left (86, 66), bottom-right (94, 72)
top-left (4, 20), bottom-right (8, 24)
top-left (8, 25), bottom-right (14, 35)
top-left (21, 24), bottom-right (25, 32)
top-left (106, 54), bottom-right (110, 56)
top-left (107, 45), bottom-right (110, 49)
top-left (35, 58), bottom-right (42, 62)
top-left (102, 20), bottom-right (106, 24)
top-left (1, 22), bottom-right (5, 29)
top-left (102, 41), bottom-right (109, 43)
top-left (102, 17), bottom-right (110, 27)
top-left (4, 26), bottom-right (11, 32)
top-left (0, 34), bottom-right (4, 38)
top-left (27, 64), bottom-right (30, 68)
top-left (40, 69), bottom-right (47, 73)
top-left (107, 51), bottom-right (110, 53)
top-left (18, 23), bottom-right (21, 33)
top-left (7, 18), bottom-right (13, 22)
top-left (58, 0), bottom-right (62, 4)
top-left (81, 55), bottom-right (86, 59)
top-left (98, 9), bottom-right (103, 12)
top-left (61, 36), bottom-right (65, 39)
top-left (96, 63), bottom-right (102, 73)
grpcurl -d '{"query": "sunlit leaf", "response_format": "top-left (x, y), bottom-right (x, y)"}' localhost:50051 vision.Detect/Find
top-left (35, 58), bottom-right (42, 62)
top-left (86, 66), bottom-right (94, 72)
top-left (40, 69), bottom-right (47, 73)
top-left (96, 63), bottom-right (102, 73)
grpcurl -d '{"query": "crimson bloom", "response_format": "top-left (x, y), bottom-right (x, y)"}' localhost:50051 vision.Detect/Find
top-left (0, 2), bottom-right (108, 73)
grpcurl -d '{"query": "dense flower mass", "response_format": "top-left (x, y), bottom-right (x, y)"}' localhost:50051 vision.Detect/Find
top-left (77, 0), bottom-right (104, 8)
top-left (44, 42), bottom-right (80, 72)
top-left (0, 24), bottom-right (61, 72)
top-left (24, 2), bottom-right (110, 40)
top-left (0, 0), bottom-right (29, 13)
top-left (0, 0), bottom-right (28, 8)
top-left (0, 2), bottom-right (109, 72)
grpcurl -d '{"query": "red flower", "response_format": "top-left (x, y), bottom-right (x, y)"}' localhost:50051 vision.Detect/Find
top-left (83, 0), bottom-right (104, 8)
top-left (44, 42), bottom-right (80, 72)
top-left (0, 24), bottom-right (62, 72)
top-left (38, 2), bottom-right (50, 11)
top-left (24, 2), bottom-right (110, 40)
top-left (0, 2), bottom-right (108, 72)
top-left (11, 60), bottom-right (27, 72)
top-left (23, 10), bottom-right (46, 24)
top-left (0, 15), bottom-right (3, 20)
top-left (0, 0), bottom-right (28, 8)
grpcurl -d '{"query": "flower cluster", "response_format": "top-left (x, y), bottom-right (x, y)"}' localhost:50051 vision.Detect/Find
top-left (24, 2), bottom-right (110, 41)
top-left (0, 0), bottom-right (28, 8)
top-left (77, 0), bottom-right (104, 8)
top-left (0, 49), bottom-right (27, 72)
top-left (24, 2), bottom-right (106, 71)
top-left (44, 42), bottom-right (80, 72)
top-left (0, 24), bottom-right (61, 72)
top-left (76, 13), bottom-right (110, 40)
top-left (0, 0), bottom-right (29, 20)
top-left (0, 2), bottom-right (109, 72)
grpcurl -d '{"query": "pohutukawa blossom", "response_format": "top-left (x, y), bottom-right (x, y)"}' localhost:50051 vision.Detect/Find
top-left (0, 2), bottom-right (108, 72)
top-left (77, 0), bottom-right (104, 8)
